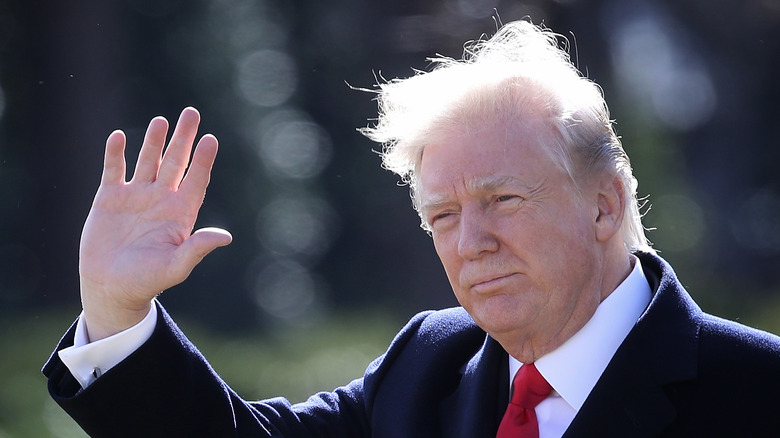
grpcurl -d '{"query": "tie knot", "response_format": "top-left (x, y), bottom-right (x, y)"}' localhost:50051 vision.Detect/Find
top-left (510, 363), bottom-right (553, 409)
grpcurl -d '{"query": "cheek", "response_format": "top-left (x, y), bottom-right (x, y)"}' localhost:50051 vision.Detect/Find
top-left (538, 204), bottom-right (594, 244)
top-left (432, 235), bottom-right (463, 283)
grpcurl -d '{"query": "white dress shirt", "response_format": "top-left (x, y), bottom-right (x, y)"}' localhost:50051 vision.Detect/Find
top-left (60, 256), bottom-right (651, 438)
top-left (507, 255), bottom-right (652, 438)
top-left (58, 302), bottom-right (158, 388)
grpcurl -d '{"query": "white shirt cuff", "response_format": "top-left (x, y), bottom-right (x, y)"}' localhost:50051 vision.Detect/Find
top-left (57, 303), bottom-right (158, 389)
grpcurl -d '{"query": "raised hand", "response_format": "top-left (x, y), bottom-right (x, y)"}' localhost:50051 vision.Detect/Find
top-left (80, 107), bottom-right (233, 341)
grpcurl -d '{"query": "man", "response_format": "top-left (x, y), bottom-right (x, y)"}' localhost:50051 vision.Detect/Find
top-left (44, 19), bottom-right (780, 437)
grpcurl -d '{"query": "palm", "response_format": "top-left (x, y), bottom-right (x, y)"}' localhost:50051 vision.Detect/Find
top-left (82, 175), bottom-right (198, 298)
top-left (79, 108), bottom-right (232, 339)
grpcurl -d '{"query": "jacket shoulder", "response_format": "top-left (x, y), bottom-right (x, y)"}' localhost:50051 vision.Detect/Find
top-left (369, 307), bottom-right (485, 371)
top-left (408, 307), bottom-right (482, 344)
top-left (362, 308), bottom-right (486, 393)
top-left (699, 313), bottom-right (780, 362)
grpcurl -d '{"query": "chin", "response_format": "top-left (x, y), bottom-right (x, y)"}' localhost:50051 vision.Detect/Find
top-left (469, 299), bottom-right (527, 336)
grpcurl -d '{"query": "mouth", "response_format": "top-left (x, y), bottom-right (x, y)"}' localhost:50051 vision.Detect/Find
top-left (469, 273), bottom-right (518, 292)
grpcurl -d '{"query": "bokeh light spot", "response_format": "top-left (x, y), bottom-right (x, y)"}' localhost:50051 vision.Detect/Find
top-left (606, 1), bottom-right (716, 132)
top-left (236, 49), bottom-right (297, 107)
top-left (252, 259), bottom-right (321, 321)
top-left (207, 0), bottom-right (290, 51)
top-left (257, 195), bottom-right (339, 259)
top-left (732, 189), bottom-right (780, 254)
top-left (256, 111), bottom-right (333, 180)
top-left (651, 68), bottom-right (716, 132)
top-left (452, 0), bottom-right (500, 19)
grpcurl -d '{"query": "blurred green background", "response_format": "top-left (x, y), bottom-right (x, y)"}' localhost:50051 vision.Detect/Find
top-left (1, 0), bottom-right (779, 436)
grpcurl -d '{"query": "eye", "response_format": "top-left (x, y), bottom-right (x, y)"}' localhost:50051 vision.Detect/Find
top-left (496, 194), bottom-right (519, 202)
top-left (428, 211), bottom-right (458, 231)
top-left (432, 211), bottom-right (456, 223)
top-left (492, 194), bottom-right (524, 212)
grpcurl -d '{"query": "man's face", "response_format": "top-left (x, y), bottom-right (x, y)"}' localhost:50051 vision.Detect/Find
top-left (418, 116), bottom-right (606, 357)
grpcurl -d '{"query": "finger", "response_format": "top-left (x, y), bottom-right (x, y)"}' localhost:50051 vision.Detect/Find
top-left (178, 134), bottom-right (218, 205)
top-left (168, 227), bottom-right (233, 285)
top-left (102, 130), bottom-right (127, 185)
top-left (132, 116), bottom-right (169, 183)
top-left (158, 107), bottom-right (201, 189)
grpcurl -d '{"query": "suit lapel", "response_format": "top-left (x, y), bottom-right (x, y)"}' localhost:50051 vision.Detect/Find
top-left (439, 335), bottom-right (508, 438)
top-left (562, 333), bottom-right (681, 437)
top-left (564, 253), bottom-right (701, 437)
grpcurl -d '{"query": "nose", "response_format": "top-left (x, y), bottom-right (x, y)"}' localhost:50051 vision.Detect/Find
top-left (457, 208), bottom-right (499, 260)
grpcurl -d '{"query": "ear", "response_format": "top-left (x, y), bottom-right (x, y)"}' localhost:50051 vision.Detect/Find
top-left (594, 175), bottom-right (625, 243)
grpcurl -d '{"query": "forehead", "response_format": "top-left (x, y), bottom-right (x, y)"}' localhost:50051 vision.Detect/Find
top-left (417, 117), bottom-right (560, 197)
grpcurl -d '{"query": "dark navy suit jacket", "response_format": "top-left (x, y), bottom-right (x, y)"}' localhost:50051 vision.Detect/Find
top-left (44, 253), bottom-right (780, 437)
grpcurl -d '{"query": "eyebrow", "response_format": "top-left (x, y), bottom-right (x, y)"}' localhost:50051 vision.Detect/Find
top-left (419, 175), bottom-right (531, 215)
top-left (466, 175), bottom-right (529, 194)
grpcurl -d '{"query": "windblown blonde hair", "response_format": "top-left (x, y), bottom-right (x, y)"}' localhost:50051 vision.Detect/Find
top-left (361, 19), bottom-right (653, 253)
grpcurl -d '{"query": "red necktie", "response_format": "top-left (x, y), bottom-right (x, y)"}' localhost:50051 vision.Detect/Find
top-left (496, 363), bottom-right (553, 438)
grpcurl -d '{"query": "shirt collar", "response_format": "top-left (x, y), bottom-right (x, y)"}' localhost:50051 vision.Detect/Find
top-left (508, 255), bottom-right (652, 411)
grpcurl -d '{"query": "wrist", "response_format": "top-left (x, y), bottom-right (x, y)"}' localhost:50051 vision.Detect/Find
top-left (80, 279), bottom-right (154, 341)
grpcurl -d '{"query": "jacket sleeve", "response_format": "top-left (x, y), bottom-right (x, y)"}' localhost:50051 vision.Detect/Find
top-left (42, 302), bottom-right (481, 438)
top-left (42, 302), bottom-right (380, 438)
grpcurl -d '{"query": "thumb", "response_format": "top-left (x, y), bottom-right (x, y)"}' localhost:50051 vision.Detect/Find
top-left (170, 227), bottom-right (233, 282)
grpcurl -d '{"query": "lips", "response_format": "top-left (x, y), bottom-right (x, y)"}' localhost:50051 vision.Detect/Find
top-left (467, 272), bottom-right (518, 291)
